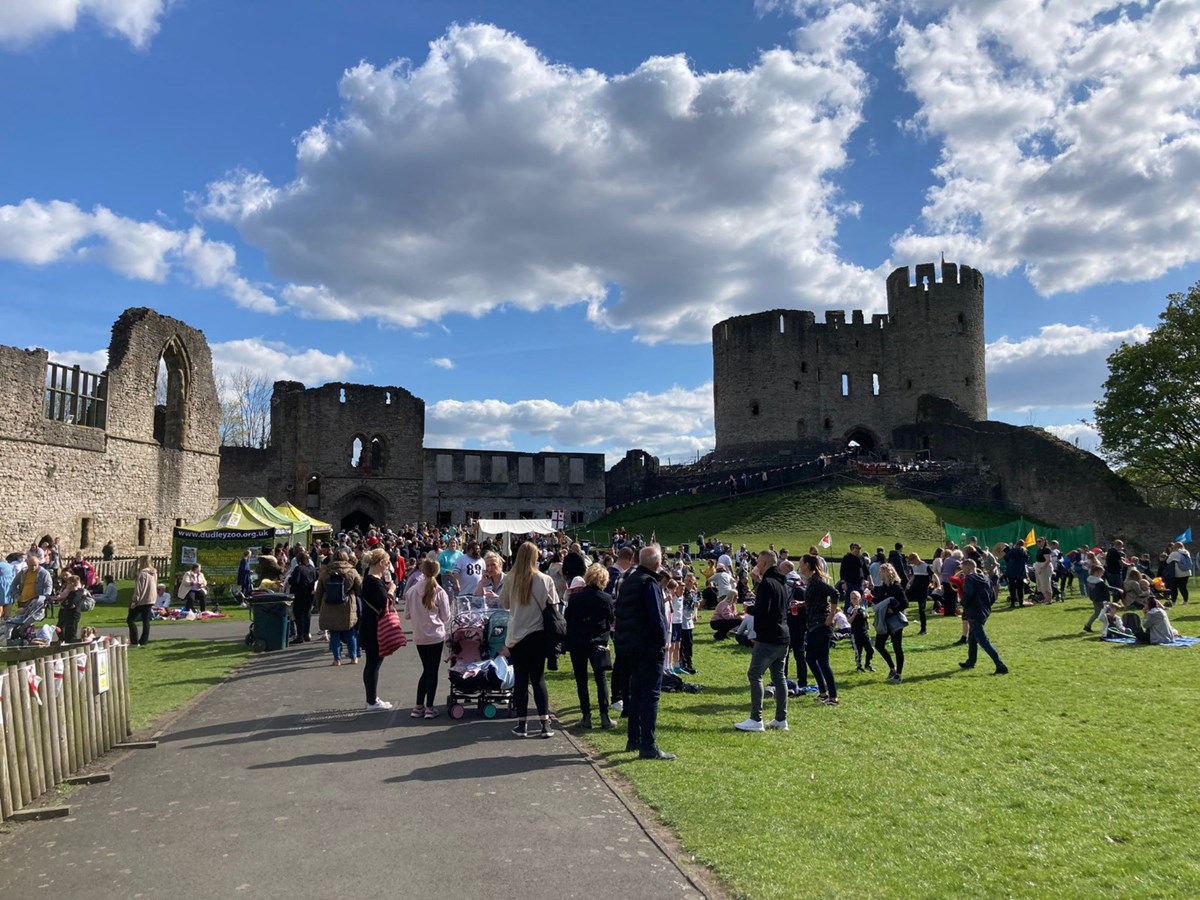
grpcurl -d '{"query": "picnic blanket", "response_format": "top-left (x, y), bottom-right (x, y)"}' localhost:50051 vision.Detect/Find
top-left (1102, 635), bottom-right (1200, 647)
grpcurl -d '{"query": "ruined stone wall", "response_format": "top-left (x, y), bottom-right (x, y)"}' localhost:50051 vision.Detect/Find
top-left (219, 381), bottom-right (426, 529)
top-left (425, 449), bottom-right (607, 525)
top-left (712, 262), bottom-right (986, 458)
top-left (0, 308), bottom-right (220, 556)
top-left (892, 397), bottom-right (1190, 553)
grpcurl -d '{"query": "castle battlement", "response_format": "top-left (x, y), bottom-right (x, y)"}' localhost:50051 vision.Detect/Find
top-left (712, 262), bottom-right (987, 459)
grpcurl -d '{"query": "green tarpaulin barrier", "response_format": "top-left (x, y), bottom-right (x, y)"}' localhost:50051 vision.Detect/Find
top-left (943, 518), bottom-right (1096, 552)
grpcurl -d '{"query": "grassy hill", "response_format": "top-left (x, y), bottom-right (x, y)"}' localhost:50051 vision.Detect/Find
top-left (583, 481), bottom-right (1034, 556)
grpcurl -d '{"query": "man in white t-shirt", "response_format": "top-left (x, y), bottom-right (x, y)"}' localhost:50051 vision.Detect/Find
top-left (453, 541), bottom-right (485, 598)
top-left (717, 547), bottom-right (733, 572)
top-left (1166, 541), bottom-right (1192, 605)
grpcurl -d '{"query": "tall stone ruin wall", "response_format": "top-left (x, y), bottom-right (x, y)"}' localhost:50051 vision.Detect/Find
top-left (0, 309), bottom-right (220, 556)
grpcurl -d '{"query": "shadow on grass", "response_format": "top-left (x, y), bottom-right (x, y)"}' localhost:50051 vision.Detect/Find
top-left (1038, 632), bottom-right (1090, 642)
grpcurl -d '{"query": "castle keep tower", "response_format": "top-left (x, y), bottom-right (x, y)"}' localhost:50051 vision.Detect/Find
top-left (712, 261), bottom-right (986, 459)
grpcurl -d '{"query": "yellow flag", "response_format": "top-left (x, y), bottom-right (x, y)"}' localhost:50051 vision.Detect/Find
top-left (1024, 528), bottom-right (1036, 547)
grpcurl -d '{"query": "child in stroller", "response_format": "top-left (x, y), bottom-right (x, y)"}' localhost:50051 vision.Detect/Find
top-left (445, 609), bottom-right (513, 719)
top-left (3, 595), bottom-right (48, 647)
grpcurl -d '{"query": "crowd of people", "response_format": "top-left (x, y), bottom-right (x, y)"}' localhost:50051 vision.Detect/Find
top-left (3, 521), bottom-right (1192, 761)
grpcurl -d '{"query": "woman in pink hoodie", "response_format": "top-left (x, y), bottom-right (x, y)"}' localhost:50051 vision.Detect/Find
top-left (404, 558), bottom-right (452, 719)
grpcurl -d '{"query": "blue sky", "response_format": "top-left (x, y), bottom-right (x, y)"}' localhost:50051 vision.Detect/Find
top-left (2, 0), bottom-right (1197, 464)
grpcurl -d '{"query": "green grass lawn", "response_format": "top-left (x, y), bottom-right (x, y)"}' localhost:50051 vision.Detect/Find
top-left (125, 639), bottom-right (250, 731)
top-left (83, 581), bottom-right (247, 631)
top-left (545, 595), bottom-right (1200, 898)
top-left (583, 482), bottom-right (1036, 557)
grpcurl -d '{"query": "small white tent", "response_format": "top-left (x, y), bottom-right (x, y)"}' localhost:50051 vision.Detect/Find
top-left (474, 519), bottom-right (557, 555)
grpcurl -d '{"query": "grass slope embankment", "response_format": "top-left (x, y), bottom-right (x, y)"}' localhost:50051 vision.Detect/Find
top-left (586, 481), bottom-right (1025, 557)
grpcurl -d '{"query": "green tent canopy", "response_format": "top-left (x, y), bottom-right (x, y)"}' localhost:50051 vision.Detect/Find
top-left (276, 501), bottom-right (333, 536)
top-left (171, 498), bottom-right (281, 596)
top-left (241, 496), bottom-right (305, 541)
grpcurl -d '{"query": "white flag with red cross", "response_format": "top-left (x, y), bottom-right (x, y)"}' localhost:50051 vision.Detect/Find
top-left (819, 532), bottom-right (832, 549)
top-left (551, 510), bottom-right (565, 531)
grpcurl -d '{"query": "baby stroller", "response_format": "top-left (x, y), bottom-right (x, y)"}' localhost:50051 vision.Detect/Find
top-left (3, 596), bottom-right (48, 647)
top-left (446, 609), bottom-right (513, 719)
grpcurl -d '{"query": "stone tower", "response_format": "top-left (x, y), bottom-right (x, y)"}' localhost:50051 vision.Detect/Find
top-left (712, 261), bottom-right (986, 459)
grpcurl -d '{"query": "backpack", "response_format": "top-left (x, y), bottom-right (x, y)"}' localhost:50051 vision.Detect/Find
top-left (324, 572), bottom-right (346, 605)
top-left (80, 592), bottom-right (96, 612)
top-left (1176, 554), bottom-right (1193, 575)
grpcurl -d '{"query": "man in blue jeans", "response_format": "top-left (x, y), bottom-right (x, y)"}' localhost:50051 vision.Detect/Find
top-left (958, 559), bottom-right (1009, 675)
top-left (736, 550), bottom-right (790, 732)
top-left (613, 545), bottom-right (674, 760)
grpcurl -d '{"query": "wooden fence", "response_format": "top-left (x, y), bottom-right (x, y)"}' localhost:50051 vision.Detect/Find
top-left (0, 641), bottom-right (131, 820)
top-left (81, 556), bottom-right (170, 582)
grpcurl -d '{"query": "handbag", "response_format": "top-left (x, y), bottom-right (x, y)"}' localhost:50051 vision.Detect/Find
top-left (376, 597), bottom-right (407, 657)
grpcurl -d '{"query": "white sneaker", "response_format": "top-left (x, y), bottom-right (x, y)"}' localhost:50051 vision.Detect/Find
top-left (735, 718), bottom-right (765, 732)
top-left (766, 719), bottom-right (789, 731)
top-left (610, 700), bottom-right (624, 714)
top-left (366, 699), bottom-right (393, 711)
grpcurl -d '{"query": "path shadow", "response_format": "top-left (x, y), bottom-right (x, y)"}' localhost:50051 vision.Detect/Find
top-left (385, 753), bottom-right (585, 783)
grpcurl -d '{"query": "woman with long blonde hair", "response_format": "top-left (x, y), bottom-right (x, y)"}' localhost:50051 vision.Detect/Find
top-left (404, 558), bottom-right (451, 719)
top-left (500, 541), bottom-right (560, 738)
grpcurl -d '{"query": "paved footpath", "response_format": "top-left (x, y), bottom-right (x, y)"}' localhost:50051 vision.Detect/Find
top-left (0, 629), bottom-right (704, 900)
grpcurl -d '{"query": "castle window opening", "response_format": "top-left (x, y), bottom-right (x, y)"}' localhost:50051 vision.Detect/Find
top-left (957, 313), bottom-right (965, 333)
top-left (919, 433), bottom-right (931, 451)
top-left (872, 373), bottom-right (880, 396)
top-left (569, 457), bottom-right (585, 485)
top-left (465, 510), bottom-right (480, 524)
top-left (306, 475), bottom-right (321, 509)
top-left (800, 361), bottom-right (808, 373)
top-left (369, 436), bottom-right (385, 472)
top-left (841, 373), bottom-right (850, 397)
top-left (154, 338), bottom-right (189, 450)
top-left (137, 518), bottom-right (150, 547)
top-left (723, 324), bottom-right (729, 340)
top-left (350, 436), bottom-right (364, 468)
top-left (44, 361), bottom-right (107, 429)
top-left (435, 454), bottom-right (453, 482)
top-left (796, 419), bottom-right (806, 437)
top-left (385, 391), bottom-right (392, 405)
top-left (436, 510), bottom-right (452, 528)
top-left (570, 510), bottom-right (585, 527)
top-left (520, 509), bottom-right (534, 520)
top-left (79, 516), bottom-right (92, 550)
top-left (174, 518), bottom-right (183, 529)
top-left (907, 379), bottom-right (913, 390)
top-left (465, 455), bottom-right (482, 482)
top-left (339, 387), bottom-right (346, 404)
top-left (965, 376), bottom-right (971, 387)
top-left (541, 457), bottom-right (558, 483)
top-left (491, 456), bottom-right (509, 483)
top-left (750, 400), bottom-right (760, 417)
top-left (779, 315), bottom-right (785, 334)
top-left (824, 417), bottom-right (832, 430)
top-left (793, 380), bottom-right (800, 391)
top-left (490, 511), bottom-right (508, 520)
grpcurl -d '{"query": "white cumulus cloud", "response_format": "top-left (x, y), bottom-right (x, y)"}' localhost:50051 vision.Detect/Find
top-left (430, 357), bottom-right (455, 370)
top-left (0, 0), bottom-right (169, 48)
top-left (0, 199), bottom-right (278, 313)
top-left (198, 20), bottom-right (881, 342)
top-left (985, 320), bottom-right (1150, 414)
top-left (47, 338), bottom-right (354, 388)
top-left (425, 382), bottom-right (715, 465)
top-left (892, 0), bottom-right (1200, 294)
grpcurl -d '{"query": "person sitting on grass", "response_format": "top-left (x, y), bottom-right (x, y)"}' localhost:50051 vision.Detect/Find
top-left (732, 611), bottom-right (756, 647)
top-left (710, 594), bottom-right (743, 640)
top-left (1100, 601), bottom-right (1134, 639)
top-left (152, 583), bottom-right (171, 619)
top-left (1142, 597), bottom-right (1181, 645)
top-left (98, 574), bottom-right (118, 605)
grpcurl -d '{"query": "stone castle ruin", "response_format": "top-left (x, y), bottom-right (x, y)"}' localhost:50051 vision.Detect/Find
top-left (0, 308), bottom-right (221, 557)
top-left (713, 262), bottom-right (987, 459)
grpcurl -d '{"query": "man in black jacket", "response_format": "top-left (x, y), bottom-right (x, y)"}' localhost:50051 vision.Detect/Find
top-left (958, 559), bottom-right (1009, 675)
top-left (888, 543), bottom-right (910, 583)
top-left (840, 543), bottom-right (865, 610)
top-left (613, 545), bottom-right (674, 760)
top-left (735, 551), bottom-right (790, 732)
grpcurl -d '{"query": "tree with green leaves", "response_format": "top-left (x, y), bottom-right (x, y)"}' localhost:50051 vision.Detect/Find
top-left (1095, 281), bottom-right (1200, 508)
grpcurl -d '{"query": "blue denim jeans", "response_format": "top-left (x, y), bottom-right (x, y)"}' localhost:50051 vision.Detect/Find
top-left (330, 628), bottom-right (359, 661)
top-left (965, 619), bottom-right (1005, 670)
top-left (627, 654), bottom-right (665, 754)
top-left (748, 640), bottom-right (789, 722)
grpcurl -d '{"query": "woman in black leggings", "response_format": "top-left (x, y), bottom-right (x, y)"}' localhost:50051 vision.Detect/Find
top-left (404, 557), bottom-right (452, 718)
top-left (872, 563), bottom-right (908, 683)
top-left (906, 553), bottom-right (935, 635)
top-left (359, 548), bottom-right (396, 712)
top-left (799, 555), bottom-right (840, 706)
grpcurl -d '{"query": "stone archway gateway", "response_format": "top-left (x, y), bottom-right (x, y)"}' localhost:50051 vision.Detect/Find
top-left (335, 487), bottom-right (388, 533)
top-left (844, 426), bottom-right (879, 455)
